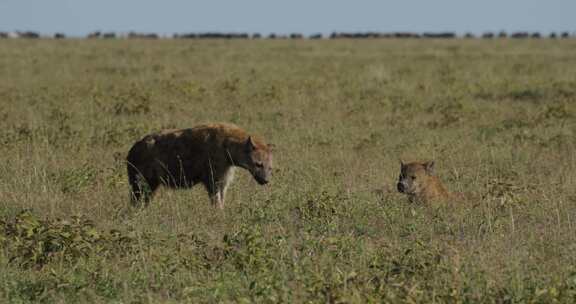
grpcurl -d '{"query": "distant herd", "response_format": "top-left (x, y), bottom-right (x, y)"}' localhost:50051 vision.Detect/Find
top-left (1, 30), bottom-right (574, 40)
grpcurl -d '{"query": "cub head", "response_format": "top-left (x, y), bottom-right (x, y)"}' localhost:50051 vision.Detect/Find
top-left (397, 160), bottom-right (435, 195)
top-left (243, 136), bottom-right (273, 185)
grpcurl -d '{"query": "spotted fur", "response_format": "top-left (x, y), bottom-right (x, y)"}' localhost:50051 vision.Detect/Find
top-left (126, 123), bottom-right (273, 209)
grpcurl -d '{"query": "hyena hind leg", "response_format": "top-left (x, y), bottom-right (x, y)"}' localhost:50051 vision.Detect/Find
top-left (130, 175), bottom-right (159, 208)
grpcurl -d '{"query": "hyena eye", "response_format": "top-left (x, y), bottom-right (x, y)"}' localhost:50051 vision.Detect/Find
top-left (411, 175), bottom-right (417, 180)
top-left (255, 162), bottom-right (264, 168)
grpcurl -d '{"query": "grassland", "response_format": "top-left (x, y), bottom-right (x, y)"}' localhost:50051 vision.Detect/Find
top-left (1, 38), bottom-right (576, 303)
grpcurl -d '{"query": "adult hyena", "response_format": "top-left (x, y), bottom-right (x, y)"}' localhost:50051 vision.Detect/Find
top-left (126, 123), bottom-right (273, 209)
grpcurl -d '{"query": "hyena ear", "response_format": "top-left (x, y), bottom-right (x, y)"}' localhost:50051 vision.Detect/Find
top-left (267, 143), bottom-right (275, 151)
top-left (424, 161), bottom-right (435, 174)
top-left (399, 158), bottom-right (405, 167)
top-left (245, 136), bottom-right (257, 152)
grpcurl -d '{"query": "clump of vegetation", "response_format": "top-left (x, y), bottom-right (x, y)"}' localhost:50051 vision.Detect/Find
top-left (0, 210), bottom-right (135, 269)
top-left (0, 210), bottom-right (135, 268)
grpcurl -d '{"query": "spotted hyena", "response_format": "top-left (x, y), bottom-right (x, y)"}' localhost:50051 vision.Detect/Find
top-left (126, 123), bottom-right (273, 209)
top-left (397, 160), bottom-right (459, 204)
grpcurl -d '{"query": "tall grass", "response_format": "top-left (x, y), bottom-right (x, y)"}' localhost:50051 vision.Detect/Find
top-left (1, 39), bottom-right (576, 303)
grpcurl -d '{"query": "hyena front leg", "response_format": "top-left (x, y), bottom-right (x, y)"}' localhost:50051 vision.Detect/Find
top-left (204, 181), bottom-right (223, 209)
top-left (217, 168), bottom-right (235, 210)
top-left (213, 192), bottom-right (224, 210)
top-left (205, 168), bottom-right (235, 210)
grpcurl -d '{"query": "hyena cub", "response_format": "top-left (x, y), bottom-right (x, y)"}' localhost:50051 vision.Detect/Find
top-left (397, 160), bottom-right (458, 204)
top-left (126, 123), bottom-right (273, 209)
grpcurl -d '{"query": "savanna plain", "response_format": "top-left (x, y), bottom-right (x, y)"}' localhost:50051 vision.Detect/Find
top-left (1, 38), bottom-right (576, 303)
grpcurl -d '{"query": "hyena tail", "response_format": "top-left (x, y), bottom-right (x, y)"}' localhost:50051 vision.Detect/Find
top-left (126, 152), bottom-right (141, 206)
top-left (126, 163), bottom-right (140, 205)
top-left (126, 143), bottom-right (153, 207)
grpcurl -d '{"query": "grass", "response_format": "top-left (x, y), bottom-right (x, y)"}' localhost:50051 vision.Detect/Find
top-left (1, 38), bottom-right (576, 303)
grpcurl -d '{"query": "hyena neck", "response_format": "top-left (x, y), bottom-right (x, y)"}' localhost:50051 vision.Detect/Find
top-left (421, 177), bottom-right (450, 202)
top-left (224, 140), bottom-right (250, 169)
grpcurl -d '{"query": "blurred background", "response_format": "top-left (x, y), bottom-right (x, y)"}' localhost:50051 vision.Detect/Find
top-left (0, 0), bottom-right (575, 38)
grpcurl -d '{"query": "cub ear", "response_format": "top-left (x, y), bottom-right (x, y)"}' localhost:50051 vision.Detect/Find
top-left (399, 158), bottom-right (405, 168)
top-left (424, 161), bottom-right (435, 174)
top-left (245, 136), bottom-right (257, 152)
top-left (267, 143), bottom-right (275, 151)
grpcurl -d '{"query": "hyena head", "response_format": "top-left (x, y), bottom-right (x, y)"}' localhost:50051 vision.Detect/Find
top-left (243, 136), bottom-right (273, 185)
top-left (397, 160), bottom-right (435, 195)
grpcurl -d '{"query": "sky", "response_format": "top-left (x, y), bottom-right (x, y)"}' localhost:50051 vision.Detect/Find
top-left (0, 0), bottom-right (575, 37)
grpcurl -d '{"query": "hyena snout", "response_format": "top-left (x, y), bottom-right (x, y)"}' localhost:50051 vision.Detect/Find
top-left (397, 182), bottom-right (406, 193)
top-left (252, 169), bottom-right (270, 185)
top-left (256, 176), bottom-right (269, 185)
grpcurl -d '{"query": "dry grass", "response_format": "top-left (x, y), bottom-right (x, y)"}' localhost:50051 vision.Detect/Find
top-left (1, 38), bottom-right (576, 303)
